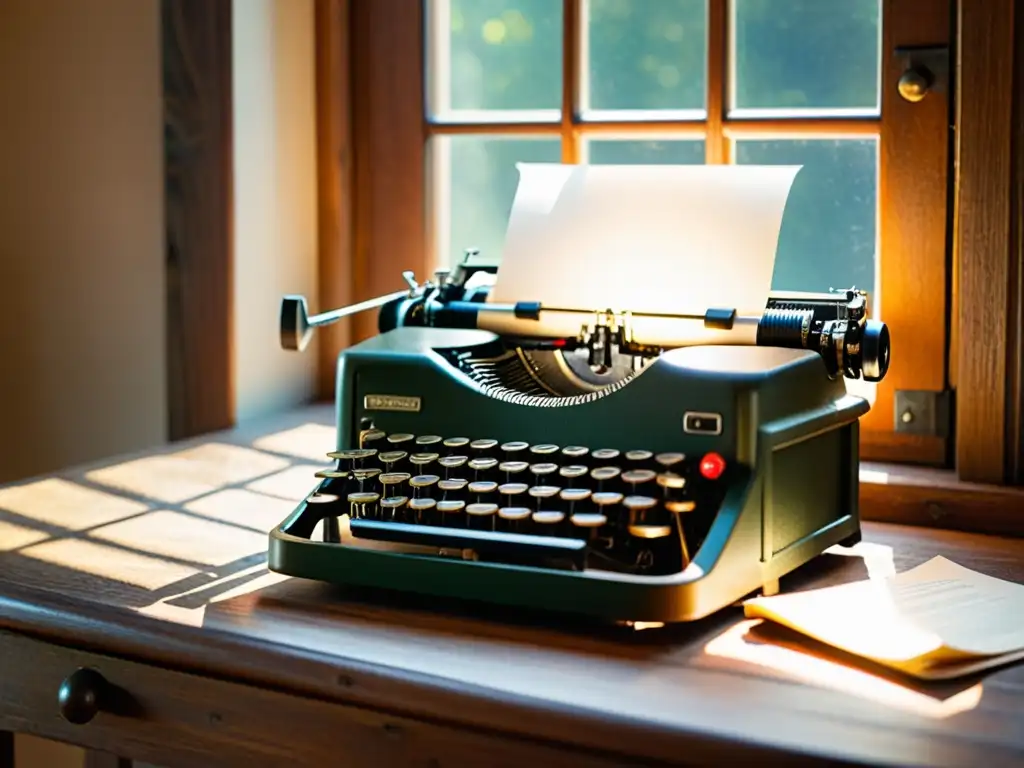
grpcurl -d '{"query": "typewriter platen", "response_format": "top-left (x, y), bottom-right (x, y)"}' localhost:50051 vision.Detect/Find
top-left (270, 254), bottom-right (890, 625)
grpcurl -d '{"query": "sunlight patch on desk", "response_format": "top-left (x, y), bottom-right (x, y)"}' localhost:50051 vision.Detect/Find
top-left (85, 443), bottom-right (289, 503)
top-left (246, 464), bottom-right (326, 501)
top-left (0, 477), bottom-right (148, 528)
top-left (88, 510), bottom-right (269, 567)
top-left (704, 619), bottom-right (983, 719)
top-left (823, 541), bottom-right (896, 580)
top-left (17, 538), bottom-right (200, 590)
top-left (139, 564), bottom-right (288, 627)
top-left (184, 488), bottom-right (299, 532)
top-left (0, 520), bottom-right (49, 551)
top-left (252, 423), bottom-right (336, 462)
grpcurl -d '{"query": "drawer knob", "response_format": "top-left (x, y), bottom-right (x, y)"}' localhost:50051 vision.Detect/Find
top-left (58, 667), bottom-right (108, 724)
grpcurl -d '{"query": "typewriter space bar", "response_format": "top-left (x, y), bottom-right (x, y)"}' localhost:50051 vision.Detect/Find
top-left (349, 520), bottom-right (587, 571)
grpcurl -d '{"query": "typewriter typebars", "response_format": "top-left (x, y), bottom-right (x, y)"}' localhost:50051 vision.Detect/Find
top-left (271, 255), bottom-right (890, 624)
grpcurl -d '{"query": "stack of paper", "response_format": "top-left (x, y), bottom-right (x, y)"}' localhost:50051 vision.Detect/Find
top-left (743, 556), bottom-right (1024, 680)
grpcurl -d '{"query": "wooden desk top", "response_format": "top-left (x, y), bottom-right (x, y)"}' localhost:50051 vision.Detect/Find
top-left (1, 406), bottom-right (1022, 767)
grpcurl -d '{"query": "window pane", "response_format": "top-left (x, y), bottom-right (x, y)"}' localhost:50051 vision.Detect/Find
top-left (584, 0), bottom-right (706, 115)
top-left (438, 136), bottom-right (563, 266)
top-left (731, 0), bottom-right (880, 114)
top-left (734, 139), bottom-right (878, 305)
top-left (427, 0), bottom-right (562, 118)
top-left (585, 139), bottom-right (705, 164)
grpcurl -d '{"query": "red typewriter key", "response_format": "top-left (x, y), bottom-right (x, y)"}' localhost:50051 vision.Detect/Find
top-left (699, 452), bottom-right (726, 480)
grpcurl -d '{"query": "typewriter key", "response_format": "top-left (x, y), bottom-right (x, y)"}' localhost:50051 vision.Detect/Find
top-left (665, 500), bottom-right (696, 514)
top-left (591, 448), bottom-right (620, 462)
top-left (625, 449), bottom-right (653, 463)
top-left (379, 472), bottom-right (411, 494)
top-left (656, 473), bottom-right (686, 490)
top-left (415, 435), bottom-right (442, 447)
top-left (498, 460), bottom-right (529, 478)
top-left (591, 491), bottom-right (624, 508)
top-left (498, 482), bottom-right (529, 500)
top-left (498, 506), bottom-right (531, 533)
top-left (443, 436), bottom-right (470, 451)
top-left (307, 493), bottom-right (340, 505)
top-left (468, 457), bottom-right (498, 474)
top-left (654, 452), bottom-right (685, 468)
top-left (410, 473), bottom-right (440, 487)
top-left (379, 450), bottom-right (408, 471)
top-left (560, 488), bottom-right (592, 517)
top-left (360, 429), bottom-right (387, 449)
top-left (351, 468), bottom-right (381, 491)
top-left (622, 469), bottom-right (656, 489)
top-left (622, 495), bottom-right (658, 524)
top-left (387, 433), bottom-right (415, 446)
top-left (438, 455), bottom-right (469, 477)
top-left (470, 438), bottom-right (498, 453)
top-left (347, 491), bottom-right (380, 518)
top-left (590, 466), bottom-right (621, 486)
top-left (561, 445), bottom-right (589, 460)
top-left (408, 497), bottom-right (437, 524)
top-left (628, 524), bottom-right (673, 539)
top-left (314, 469), bottom-right (347, 479)
top-left (558, 465), bottom-right (588, 483)
top-left (571, 513), bottom-right (609, 546)
top-left (409, 452), bottom-right (440, 468)
top-left (533, 510), bottom-right (566, 536)
top-left (436, 499), bottom-right (466, 527)
top-left (436, 499), bottom-right (465, 514)
top-left (379, 495), bottom-right (408, 521)
top-left (466, 502), bottom-right (498, 530)
top-left (527, 486), bottom-right (561, 510)
top-left (529, 443), bottom-right (560, 457)
top-left (328, 448), bottom-right (376, 461)
top-left (467, 480), bottom-right (498, 497)
top-left (437, 478), bottom-right (468, 495)
top-left (529, 462), bottom-right (559, 481)
top-left (500, 441), bottom-right (529, 456)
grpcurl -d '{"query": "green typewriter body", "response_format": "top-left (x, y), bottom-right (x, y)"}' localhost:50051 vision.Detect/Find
top-left (268, 323), bottom-right (869, 624)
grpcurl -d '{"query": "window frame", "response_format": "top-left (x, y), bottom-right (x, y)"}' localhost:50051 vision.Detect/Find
top-left (312, 0), bottom-right (1024, 534)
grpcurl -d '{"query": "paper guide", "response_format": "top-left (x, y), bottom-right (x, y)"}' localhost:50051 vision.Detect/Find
top-left (488, 163), bottom-right (803, 317)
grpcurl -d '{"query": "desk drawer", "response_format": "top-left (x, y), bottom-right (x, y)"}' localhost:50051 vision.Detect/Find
top-left (0, 630), bottom-right (633, 768)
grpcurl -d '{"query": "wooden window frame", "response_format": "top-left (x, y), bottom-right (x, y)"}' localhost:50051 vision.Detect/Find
top-left (290, 0), bottom-right (1024, 536)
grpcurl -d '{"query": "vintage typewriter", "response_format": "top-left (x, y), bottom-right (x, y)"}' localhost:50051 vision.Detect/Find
top-left (270, 253), bottom-right (889, 625)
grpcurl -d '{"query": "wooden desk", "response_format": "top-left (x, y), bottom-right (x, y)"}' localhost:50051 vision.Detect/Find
top-left (1, 406), bottom-right (1022, 767)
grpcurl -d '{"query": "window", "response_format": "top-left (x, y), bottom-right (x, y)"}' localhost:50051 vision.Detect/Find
top-left (353, 0), bottom-right (953, 466)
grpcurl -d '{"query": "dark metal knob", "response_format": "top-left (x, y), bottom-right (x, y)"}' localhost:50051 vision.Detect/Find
top-left (58, 667), bottom-right (107, 724)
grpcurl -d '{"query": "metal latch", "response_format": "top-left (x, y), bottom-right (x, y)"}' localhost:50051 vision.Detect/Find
top-left (895, 389), bottom-right (954, 437)
top-left (894, 45), bottom-right (949, 102)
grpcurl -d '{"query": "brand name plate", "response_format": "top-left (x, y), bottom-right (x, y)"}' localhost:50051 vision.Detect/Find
top-left (364, 394), bottom-right (422, 413)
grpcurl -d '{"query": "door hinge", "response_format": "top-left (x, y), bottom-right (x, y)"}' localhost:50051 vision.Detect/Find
top-left (895, 389), bottom-right (954, 437)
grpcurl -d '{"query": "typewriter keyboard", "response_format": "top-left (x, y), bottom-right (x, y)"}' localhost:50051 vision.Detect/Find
top-left (307, 431), bottom-right (729, 576)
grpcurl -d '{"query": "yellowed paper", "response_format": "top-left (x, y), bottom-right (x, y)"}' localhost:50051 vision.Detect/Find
top-left (743, 556), bottom-right (1024, 680)
top-left (489, 162), bottom-right (802, 316)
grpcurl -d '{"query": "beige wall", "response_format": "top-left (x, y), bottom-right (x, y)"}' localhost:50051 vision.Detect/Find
top-left (0, 0), bottom-right (167, 486)
top-left (233, 0), bottom-right (320, 423)
top-left (1, 1), bottom-right (318, 766)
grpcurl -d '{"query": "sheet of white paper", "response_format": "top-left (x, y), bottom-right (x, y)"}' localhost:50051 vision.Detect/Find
top-left (488, 163), bottom-right (802, 316)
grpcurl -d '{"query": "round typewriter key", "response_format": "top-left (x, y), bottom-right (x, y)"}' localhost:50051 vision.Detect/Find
top-left (466, 502), bottom-right (498, 529)
top-left (328, 448), bottom-right (376, 461)
top-left (622, 469), bottom-right (657, 486)
top-left (467, 480), bottom-right (498, 496)
top-left (351, 468), bottom-right (381, 490)
top-left (498, 482), bottom-right (529, 498)
top-left (527, 485), bottom-right (561, 500)
top-left (558, 465), bottom-right (588, 481)
top-left (654, 452), bottom-right (685, 468)
top-left (347, 491), bottom-right (380, 517)
top-left (529, 443), bottom-right (560, 456)
top-left (529, 462), bottom-right (559, 479)
top-left (470, 438), bottom-right (498, 452)
top-left (591, 448), bottom-right (620, 462)
top-left (591, 466), bottom-right (621, 483)
top-left (437, 478), bottom-right (468, 493)
top-left (656, 473), bottom-right (686, 490)
top-left (387, 433), bottom-right (415, 445)
top-left (360, 430), bottom-right (387, 448)
top-left (560, 488), bottom-right (592, 502)
top-left (498, 506), bottom-right (531, 532)
top-left (443, 436), bottom-right (470, 450)
top-left (572, 513), bottom-right (607, 528)
top-left (468, 457), bottom-right (498, 473)
top-left (498, 460), bottom-right (529, 477)
top-left (625, 449), bottom-right (653, 462)
top-left (591, 491), bottom-right (624, 507)
top-left (533, 510), bottom-right (564, 525)
top-left (623, 495), bottom-right (658, 523)
top-left (629, 524), bottom-right (673, 539)
top-left (307, 493), bottom-right (340, 504)
top-left (561, 445), bottom-right (589, 460)
top-left (380, 495), bottom-right (408, 521)
top-left (314, 469), bottom-right (347, 479)
top-left (437, 500), bottom-right (465, 514)
top-left (666, 500), bottom-right (696, 514)
top-left (379, 471), bottom-right (411, 490)
top-left (415, 434), bottom-right (442, 446)
top-left (438, 454), bottom-right (469, 474)
top-left (500, 441), bottom-right (529, 455)
top-left (378, 450), bottom-right (408, 472)
top-left (408, 497), bottom-right (437, 523)
top-left (409, 452), bottom-right (440, 467)
top-left (409, 474), bottom-right (440, 491)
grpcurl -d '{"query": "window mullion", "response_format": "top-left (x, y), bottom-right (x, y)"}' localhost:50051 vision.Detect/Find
top-left (563, 0), bottom-right (581, 162)
top-left (706, 0), bottom-right (728, 163)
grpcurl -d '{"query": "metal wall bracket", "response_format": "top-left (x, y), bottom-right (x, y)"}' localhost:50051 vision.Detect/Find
top-left (895, 389), bottom-right (954, 437)
top-left (894, 44), bottom-right (950, 102)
